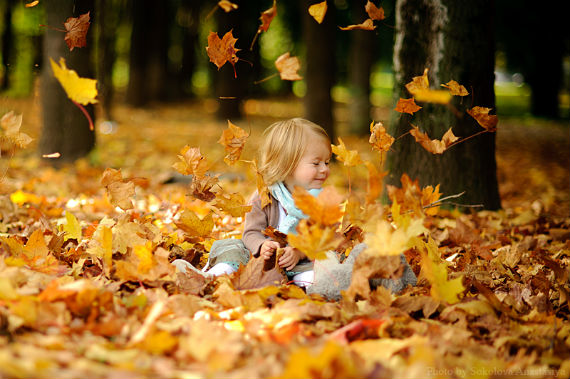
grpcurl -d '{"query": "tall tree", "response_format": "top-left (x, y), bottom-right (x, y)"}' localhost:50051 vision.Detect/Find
top-left (387, 0), bottom-right (501, 209)
top-left (302, 0), bottom-right (336, 141)
top-left (39, 0), bottom-right (96, 163)
top-left (1, 0), bottom-right (15, 91)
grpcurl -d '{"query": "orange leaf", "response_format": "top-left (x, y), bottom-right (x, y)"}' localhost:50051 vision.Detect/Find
top-left (308, 1), bottom-right (327, 24)
top-left (218, 120), bottom-right (249, 165)
top-left (364, 161), bottom-right (386, 205)
top-left (292, 186), bottom-right (344, 226)
top-left (288, 220), bottom-right (342, 260)
top-left (190, 175), bottom-right (219, 202)
top-left (467, 106), bottom-right (498, 132)
top-left (365, 1), bottom-right (385, 20)
top-left (395, 98), bottom-right (422, 114)
top-left (251, 160), bottom-right (271, 208)
top-left (218, 0), bottom-right (238, 12)
top-left (405, 68), bottom-right (429, 94)
top-left (275, 52), bottom-right (303, 81)
top-left (175, 210), bottom-right (214, 238)
top-left (214, 192), bottom-right (252, 218)
top-left (421, 184), bottom-right (441, 216)
top-left (405, 69), bottom-right (451, 104)
top-left (64, 12), bottom-right (90, 51)
top-left (332, 137), bottom-right (363, 166)
top-left (258, 0), bottom-right (277, 33)
top-left (441, 80), bottom-right (469, 96)
top-left (206, 30), bottom-right (240, 77)
top-left (369, 121), bottom-right (394, 153)
top-left (25, 1), bottom-right (39, 7)
top-left (339, 19), bottom-right (375, 31)
top-left (409, 125), bottom-right (458, 155)
top-left (173, 146), bottom-right (209, 178)
top-left (101, 168), bottom-right (135, 210)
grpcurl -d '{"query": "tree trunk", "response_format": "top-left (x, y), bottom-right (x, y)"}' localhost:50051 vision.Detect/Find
top-left (95, 0), bottom-right (119, 120)
top-left (348, 0), bottom-right (374, 136)
top-left (387, 0), bottom-right (500, 210)
top-left (39, 0), bottom-right (96, 163)
top-left (302, 0), bottom-right (336, 141)
top-left (178, 0), bottom-right (201, 98)
top-left (1, 0), bottom-right (15, 91)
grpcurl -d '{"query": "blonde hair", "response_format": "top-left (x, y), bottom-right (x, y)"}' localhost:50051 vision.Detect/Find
top-left (258, 118), bottom-right (330, 186)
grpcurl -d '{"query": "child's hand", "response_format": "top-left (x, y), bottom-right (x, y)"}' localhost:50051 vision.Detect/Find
top-left (260, 240), bottom-right (281, 260)
top-left (278, 247), bottom-right (304, 271)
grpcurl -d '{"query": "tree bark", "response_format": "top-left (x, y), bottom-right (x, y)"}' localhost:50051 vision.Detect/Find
top-left (302, 0), bottom-right (336, 141)
top-left (95, 0), bottom-right (119, 120)
top-left (1, 0), bottom-right (15, 91)
top-left (387, 0), bottom-right (501, 210)
top-left (348, 0), bottom-right (375, 136)
top-left (39, 0), bottom-right (96, 163)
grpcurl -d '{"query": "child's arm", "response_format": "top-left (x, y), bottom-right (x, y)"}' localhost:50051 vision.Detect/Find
top-left (278, 247), bottom-right (306, 271)
top-left (242, 193), bottom-right (275, 256)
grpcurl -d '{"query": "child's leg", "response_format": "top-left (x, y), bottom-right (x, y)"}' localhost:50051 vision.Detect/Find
top-left (291, 270), bottom-right (314, 287)
top-left (207, 262), bottom-right (239, 276)
top-left (204, 239), bottom-right (249, 276)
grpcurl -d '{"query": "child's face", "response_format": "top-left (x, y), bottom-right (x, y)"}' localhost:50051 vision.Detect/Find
top-left (285, 132), bottom-right (331, 190)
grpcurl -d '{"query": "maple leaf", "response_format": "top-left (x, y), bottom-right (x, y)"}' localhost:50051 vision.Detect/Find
top-left (405, 68), bottom-right (429, 93)
top-left (100, 168), bottom-right (135, 211)
top-left (258, 0), bottom-right (277, 33)
top-left (275, 52), bottom-right (303, 81)
top-left (206, 30), bottom-right (240, 78)
top-left (64, 12), bottom-right (90, 51)
top-left (175, 209), bottom-right (214, 238)
top-left (189, 175), bottom-right (219, 202)
top-left (218, 120), bottom-right (249, 165)
top-left (218, 0), bottom-right (238, 12)
top-left (86, 225), bottom-right (113, 275)
top-left (387, 173), bottom-right (440, 217)
top-left (50, 57), bottom-right (98, 105)
top-left (441, 80), bottom-right (469, 96)
top-left (292, 186), bottom-right (344, 226)
top-left (308, 1), bottom-right (327, 24)
top-left (421, 184), bottom-right (441, 216)
top-left (467, 106), bottom-right (498, 132)
top-left (173, 145), bottom-right (209, 178)
top-left (339, 19), bottom-right (376, 31)
top-left (395, 98), bottom-right (422, 114)
top-left (332, 137), bottom-right (363, 166)
top-left (364, 218), bottom-right (426, 257)
top-left (263, 226), bottom-right (288, 247)
top-left (409, 125), bottom-right (459, 155)
top-left (288, 220), bottom-right (342, 260)
top-left (365, 1), bottom-right (385, 20)
top-left (213, 192), bottom-right (252, 218)
top-left (405, 68), bottom-right (451, 104)
top-left (369, 121), bottom-right (394, 153)
top-left (230, 254), bottom-right (286, 290)
top-left (0, 111), bottom-right (32, 150)
top-left (251, 159), bottom-right (271, 208)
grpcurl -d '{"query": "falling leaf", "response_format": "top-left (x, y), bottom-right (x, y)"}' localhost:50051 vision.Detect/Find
top-left (467, 106), bottom-right (498, 132)
top-left (214, 192), bottom-right (252, 218)
top-left (218, 0), bottom-right (238, 12)
top-left (218, 120), bottom-right (249, 165)
top-left (405, 68), bottom-right (452, 104)
top-left (251, 159), bottom-right (271, 208)
top-left (173, 146), bottom-right (209, 178)
top-left (369, 121), bottom-right (394, 153)
top-left (365, 1), bottom-right (385, 20)
top-left (409, 125), bottom-right (459, 155)
top-left (42, 152), bottom-right (61, 158)
top-left (292, 186), bottom-right (344, 226)
top-left (441, 80), bottom-right (469, 96)
top-left (175, 210), bottom-right (214, 238)
top-left (288, 220), bottom-right (342, 260)
top-left (0, 111), bottom-right (32, 150)
top-left (50, 57), bottom-right (98, 105)
top-left (405, 68), bottom-right (429, 94)
top-left (339, 19), bottom-right (375, 31)
top-left (308, 1), bottom-right (327, 24)
top-left (258, 0), bottom-right (277, 32)
top-left (275, 52), bottom-right (302, 81)
top-left (100, 168), bottom-right (135, 211)
top-left (64, 12), bottom-right (90, 51)
top-left (25, 1), bottom-right (39, 7)
top-left (364, 161), bottom-right (386, 205)
top-left (190, 175), bottom-right (219, 202)
top-left (395, 98), bottom-right (422, 114)
top-left (332, 137), bottom-right (363, 166)
top-left (206, 30), bottom-right (240, 78)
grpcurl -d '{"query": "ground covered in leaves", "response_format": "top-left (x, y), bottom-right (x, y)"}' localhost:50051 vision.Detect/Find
top-left (1, 97), bottom-right (569, 378)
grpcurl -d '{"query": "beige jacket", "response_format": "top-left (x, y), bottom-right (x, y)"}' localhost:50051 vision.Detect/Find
top-left (242, 193), bottom-right (280, 256)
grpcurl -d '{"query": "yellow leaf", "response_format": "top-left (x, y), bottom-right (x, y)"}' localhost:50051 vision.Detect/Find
top-left (213, 192), bottom-right (252, 218)
top-left (10, 190), bottom-right (42, 205)
top-left (63, 212), bottom-right (82, 242)
top-left (134, 243), bottom-right (154, 274)
top-left (364, 217), bottom-right (426, 256)
top-left (0, 277), bottom-right (19, 300)
top-left (409, 125), bottom-right (458, 155)
top-left (412, 89), bottom-right (452, 104)
top-left (218, 120), bottom-right (249, 165)
top-left (332, 137), bottom-right (362, 167)
top-left (25, 229), bottom-right (49, 259)
top-left (275, 52), bottom-right (303, 81)
top-left (364, 161), bottom-right (386, 205)
top-left (251, 159), bottom-right (271, 208)
top-left (308, 1), bottom-right (327, 24)
top-left (86, 225), bottom-right (113, 272)
top-left (50, 57), bottom-right (98, 105)
top-left (288, 220), bottom-right (342, 260)
top-left (138, 330), bottom-right (178, 355)
top-left (1, 111), bottom-right (32, 149)
top-left (441, 80), bottom-right (469, 96)
top-left (175, 209), bottom-right (214, 238)
top-left (369, 121), bottom-right (394, 153)
top-left (172, 145), bottom-right (209, 178)
top-left (467, 106), bottom-right (498, 132)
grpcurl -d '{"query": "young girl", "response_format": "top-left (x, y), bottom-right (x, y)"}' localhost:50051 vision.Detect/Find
top-left (173, 118), bottom-right (330, 286)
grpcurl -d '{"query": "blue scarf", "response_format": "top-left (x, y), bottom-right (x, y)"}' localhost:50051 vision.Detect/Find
top-left (269, 182), bottom-right (322, 235)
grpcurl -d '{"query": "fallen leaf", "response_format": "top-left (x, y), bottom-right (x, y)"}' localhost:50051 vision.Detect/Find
top-left (369, 121), bottom-right (394, 153)
top-left (206, 30), bottom-right (240, 78)
top-left (64, 12), bottom-right (90, 51)
top-left (230, 254), bottom-right (285, 290)
top-left (218, 120), bottom-right (249, 165)
top-left (395, 98), bottom-right (422, 114)
top-left (25, 1), bottom-right (39, 7)
top-left (467, 106), bottom-right (498, 132)
top-left (364, 218), bottom-right (426, 257)
top-left (175, 210), bottom-right (214, 238)
top-left (365, 1), bottom-right (385, 20)
top-left (63, 212), bottom-right (82, 242)
top-left (308, 1), bottom-right (327, 24)
top-left (339, 19), bottom-right (375, 31)
top-left (405, 68), bottom-right (429, 94)
top-left (275, 52), bottom-right (303, 81)
top-left (441, 80), bottom-right (469, 96)
top-left (409, 125), bottom-right (458, 154)
top-left (50, 57), bottom-right (98, 105)
top-left (100, 168), bottom-right (135, 210)
top-left (332, 137), bottom-right (363, 166)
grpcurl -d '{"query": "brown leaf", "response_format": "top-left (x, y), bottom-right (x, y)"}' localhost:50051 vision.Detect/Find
top-left (218, 120), bottom-right (249, 165)
top-left (64, 12), bottom-right (90, 51)
top-left (441, 80), bottom-right (469, 96)
top-left (339, 19), bottom-right (375, 31)
top-left (218, 0), bottom-right (238, 12)
top-left (1, 111), bottom-right (32, 150)
top-left (467, 106), bottom-right (498, 132)
top-left (308, 1), bottom-right (327, 24)
top-left (175, 271), bottom-right (210, 296)
top-left (409, 125), bottom-right (458, 155)
top-left (275, 52), bottom-right (303, 81)
top-left (258, 0), bottom-right (277, 32)
top-left (346, 253), bottom-right (403, 300)
top-left (206, 30), bottom-right (240, 77)
top-left (262, 226), bottom-right (288, 247)
top-left (100, 168), bottom-right (135, 210)
top-left (230, 254), bottom-right (286, 290)
top-left (251, 159), bottom-right (271, 208)
top-left (392, 294), bottom-right (440, 318)
top-left (395, 98), bottom-right (422, 114)
top-left (172, 146), bottom-right (209, 178)
top-left (365, 1), bottom-right (385, 20)
top-left (369, 121), bottom-right (394, 153)
top-left (189, 175), bottom-right (219, 202)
